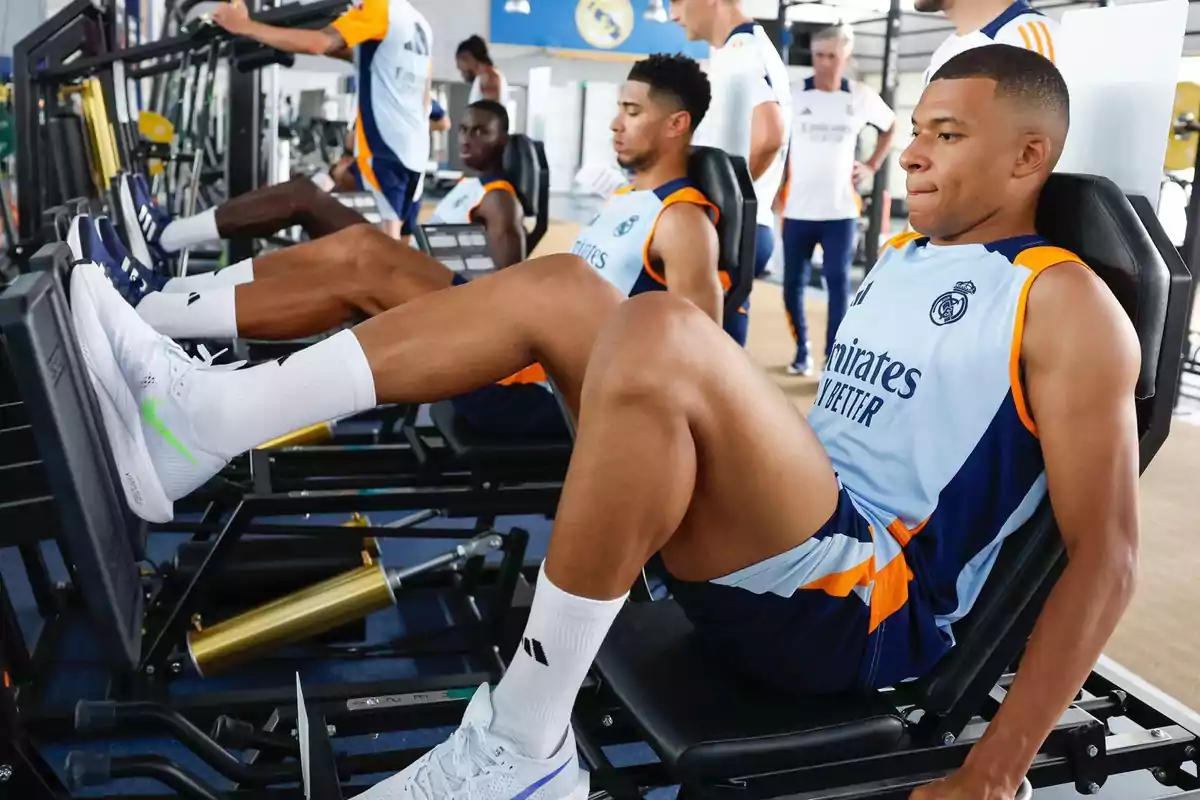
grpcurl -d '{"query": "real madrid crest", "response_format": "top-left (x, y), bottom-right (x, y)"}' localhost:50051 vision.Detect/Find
top-left (576, 0), bottom-right (635, 50)
top-left (929, 280), bottom-right (976, 326)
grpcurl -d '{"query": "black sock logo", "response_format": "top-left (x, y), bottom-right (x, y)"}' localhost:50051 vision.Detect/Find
top-left (522, 637), bottom-right (548, 666)
top-left (187, 292), bottom-right (201, 306)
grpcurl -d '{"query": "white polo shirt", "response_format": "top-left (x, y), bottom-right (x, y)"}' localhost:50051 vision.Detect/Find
top-left (925, 0), bottom-right (1060, 84)
top-left (695, 22), bottom-right (792, 228)
top-left (784, 77), bottom-right (896, 222)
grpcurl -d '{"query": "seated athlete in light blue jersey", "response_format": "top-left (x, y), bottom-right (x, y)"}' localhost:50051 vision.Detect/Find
top-left (70, 45), bottom-right (1138, 800)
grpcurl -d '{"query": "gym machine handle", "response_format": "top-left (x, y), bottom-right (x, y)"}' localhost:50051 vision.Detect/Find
top-left (67, 752), bottom-right (228, 800)
top-left (74, 700), bottom-right (300, 784)
top-left (235, 47), bottom-right (297, 72)
top-left (211, 714), bottom-right (300, 756)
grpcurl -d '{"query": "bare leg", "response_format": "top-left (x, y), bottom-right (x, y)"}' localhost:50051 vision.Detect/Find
top-left (214, 178), bottom-right (366, 240)
top-left (352, 255), bottom-right (625, 417)
top-left (233, 225), bottom-right (454, 339)
top-left (546, 291), bottom-right (839, 594)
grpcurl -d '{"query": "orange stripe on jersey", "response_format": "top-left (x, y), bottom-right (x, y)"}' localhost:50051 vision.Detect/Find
top-left (1009, 245), bottom-right (1087, 436)
top-left (1018, 23), bottom-right (1034, 53)
top-left (869, 554), bottom-right (915, 633)
top-left (468, 180), bottom-right (517, 219)
top-left (886, 517), bottom-right (928, 548)
top-left (1035, 21), bottom-right (1055, 61)
top-left (497, 363), bottom-right (548, 386)
top-left (332, 0), bottom-right (389, 48)
top-left (354, 115), bottom-right (380, 191)
top-left (802, 557), bottom-right (873, 597)
top-left (883, 231), bottom-right (922, 250)
top-left (1027, 22), bottom-right (1047, 57)
top-left (642, 187), bottom-right (719, 285)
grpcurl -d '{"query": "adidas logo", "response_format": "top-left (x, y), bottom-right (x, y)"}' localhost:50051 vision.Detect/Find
top-left (522, 637), bottom-right (548, 666)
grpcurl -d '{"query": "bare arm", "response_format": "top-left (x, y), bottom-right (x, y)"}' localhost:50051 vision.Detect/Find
top-left (749, 102), bottom-right (786, 181)
top-left (431, 115), bottom-right (452, 133)
top-left (915, 264), bottom-right (1141, 799)
top-left (213, 3), bottom-right (349, 56)
top-left (473, 190), bottom-right (527, 269)
top-left (478, 70), bottom-right (502, 102)
top-left (866, 123), bottom-right (896, 172)
top-left (648, 203), bottom-right (722, 324)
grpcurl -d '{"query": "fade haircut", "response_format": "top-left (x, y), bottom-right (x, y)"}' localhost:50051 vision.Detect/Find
top-left (931, 44), bottom-right (1069, 133)
top-left (627, 53), bottom-right (712, 132)
top-left (467, 99), bottom-right (510, 134)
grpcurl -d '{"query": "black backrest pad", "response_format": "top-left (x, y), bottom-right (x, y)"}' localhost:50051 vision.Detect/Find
top-left (911, 173), bottom-right (1175, 719)
top-left (1035, 174), bottom-right (1169, 400)
top-left (687, 147), bottom-right (757, 313)
top-left (0, 270), bottom-right (144, 672)
top-left (503, 134), bottom-right (541, 218)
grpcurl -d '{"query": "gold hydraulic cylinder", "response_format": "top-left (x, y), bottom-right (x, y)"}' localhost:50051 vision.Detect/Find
top-left (184, 532), bottom-right (503, 677)
top-left (186, 563), bottom-right (396, 677)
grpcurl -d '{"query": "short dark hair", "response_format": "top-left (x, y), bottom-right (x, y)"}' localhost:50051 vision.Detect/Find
top-left (930, 44), bottom-right (1069, 127)
top-left (456, 35), bottom-right (493, 65)
top-left (467, 99), bottom-right (510, 134)
top-left (627, 53), bottom-right (711, 132)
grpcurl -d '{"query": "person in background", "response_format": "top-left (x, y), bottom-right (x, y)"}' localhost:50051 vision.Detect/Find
top-left (457, 35), bottom-right (513, 111)
top-left (921, 0), bottom-right (1059, 83)
top-left (777, 25), bottom-right (895, 376)
top-left (670, 0), bottom-right (791, 347)
top-left (213, 0), bottom-right (434, 242)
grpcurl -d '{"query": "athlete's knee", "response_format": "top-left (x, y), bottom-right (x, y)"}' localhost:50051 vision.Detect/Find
top-left (587, 293), bottom-right (717, 408)
top-left (519, 254), bottom-right (624, 312)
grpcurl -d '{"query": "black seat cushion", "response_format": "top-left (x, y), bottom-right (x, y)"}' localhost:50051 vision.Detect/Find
top-left (429, 400), bottom-right (570, 462)
top-left (1035, 174), bottom-right (1170, 400)
top-left (687, 147), bottom-right (756, 314)
top-left (503, 135), bottom-right (540, 219)
top-left (595, 600), bottom-right (906, 782)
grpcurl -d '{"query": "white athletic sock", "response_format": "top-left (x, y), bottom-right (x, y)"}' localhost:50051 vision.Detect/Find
top-left (189, 329), bottom-right (377, 459)
top-left (490, 564), bottom-right (627, 759)
top-left (159, 208), bottom-right (220, 252)
top-left (136, 288), bottom-right (238, 340)
top-left (162, 259), bottom-right (255, 293)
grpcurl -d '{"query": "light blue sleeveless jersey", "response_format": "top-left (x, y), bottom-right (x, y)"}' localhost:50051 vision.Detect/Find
top-left (808, 232), bottom-right (1083, 638)
top-left (569, 177), bottom-right (716, 297)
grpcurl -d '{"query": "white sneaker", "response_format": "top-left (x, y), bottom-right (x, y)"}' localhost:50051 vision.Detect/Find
top-left (786, 357), bottom-right (813, 377)
top-left (356, 684), bottom-right (589, 800)
top-left (70, 263), bottom-right (232, 523)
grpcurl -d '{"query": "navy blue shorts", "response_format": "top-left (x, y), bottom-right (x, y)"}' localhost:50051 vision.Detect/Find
top-left (351, 157), bottom-right (421, 234)
top-left (666, 487), bottom-right (950, 696)
top-left (450, 383), bottom-right (568, 439)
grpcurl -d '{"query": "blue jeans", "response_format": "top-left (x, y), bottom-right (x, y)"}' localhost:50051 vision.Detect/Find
top-left (723, 224), bottom-right (776, 347)
top-left (782, 218), bottom-right (857, 366)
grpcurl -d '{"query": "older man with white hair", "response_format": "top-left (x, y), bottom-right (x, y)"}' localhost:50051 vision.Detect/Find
top-left (779, 24), bottom-right (895, 376)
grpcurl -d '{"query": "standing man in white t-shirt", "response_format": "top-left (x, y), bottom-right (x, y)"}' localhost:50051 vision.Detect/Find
top-left (778, 25), bottom-right (895, 376)
top-left (671, 0), bottom-right (791, 346)
top-left (921, 0), bottom-right (1059, 84)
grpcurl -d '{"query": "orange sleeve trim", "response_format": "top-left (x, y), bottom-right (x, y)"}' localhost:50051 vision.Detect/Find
top-left (883, 231), bottom-right (922, 250)
top-left (1009, 246), bottom-right (1088, 436)
top-left (468, 180), bottom-right (518, 220)
top-left (497, 363), bottom-right (548, 386)
top-left (1017, 23), bottom-right (1035, 53)
top-left (642, 188), bottom-right (720, 285)
top-left (332, 0), bottom-right (389, 48)
top-left (354, 113), bottom-right (379, 190)
top-left (614, 185), bottom-right (635, 196)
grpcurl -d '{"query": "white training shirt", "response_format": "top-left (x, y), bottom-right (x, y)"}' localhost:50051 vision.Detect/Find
top-left (925, 0), bottom-right (1060, 84)
top-left (695, 22), bottom-right (792, 228)
top-left (784, 77), bottom-right (896, 221)
top-left (333, 0), bottom-right (433, 173)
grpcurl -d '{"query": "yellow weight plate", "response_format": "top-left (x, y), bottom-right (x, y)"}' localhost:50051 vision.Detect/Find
top-left (1165, 82), bottom-right (1200, 171)
top-left (138, 110), bottom-right (175, 144)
